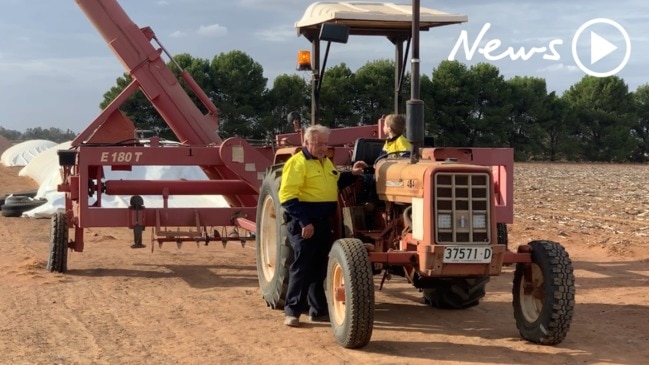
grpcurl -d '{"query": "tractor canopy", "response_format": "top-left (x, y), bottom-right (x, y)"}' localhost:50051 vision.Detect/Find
top-left (295, 2), bottom-right (468, 40)
top-left (293, 1), bottom-right (468, 127)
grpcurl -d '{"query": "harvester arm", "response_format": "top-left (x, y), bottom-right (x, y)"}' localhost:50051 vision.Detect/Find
top-left (73, 0), bottom-right (271, 208)
top-left (74, 0), bottom-right (220, 146)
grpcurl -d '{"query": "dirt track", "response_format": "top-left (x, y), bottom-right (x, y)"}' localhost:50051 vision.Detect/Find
top-left (0, 163), bottom-right (648, 365)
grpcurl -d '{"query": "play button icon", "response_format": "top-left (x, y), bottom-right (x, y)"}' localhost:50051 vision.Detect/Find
top-left (590, 31), bottom-right (617, 64)
top-left (572, 18), bottom-right (631, 77)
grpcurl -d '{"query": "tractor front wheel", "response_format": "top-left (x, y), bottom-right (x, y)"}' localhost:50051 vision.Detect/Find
top-left (513, 240), bottom-right (575, 345)
top-left (326, 238), bottom-right (374, 349)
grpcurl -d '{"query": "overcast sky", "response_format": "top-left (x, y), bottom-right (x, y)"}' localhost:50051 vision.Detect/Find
top-left (1, 0), bottom-right (647, 133)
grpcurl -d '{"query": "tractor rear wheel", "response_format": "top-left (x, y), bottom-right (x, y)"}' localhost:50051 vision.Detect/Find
top-left (47, 212), bottom-right (68, 273)
top-left (513, 240), bottom-right (575, 345)
top-left (423, 276), bottom-right (490, 309)
top-left (326, 238), bottom-right (374, 349)
top-left (255, 167), bottom-right (292, 310)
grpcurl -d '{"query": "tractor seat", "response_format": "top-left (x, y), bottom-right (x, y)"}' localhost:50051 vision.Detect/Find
top-left (351, 138), bottom-right (385, 172)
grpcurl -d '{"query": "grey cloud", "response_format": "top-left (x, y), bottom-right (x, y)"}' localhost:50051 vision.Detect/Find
top-left (254, 26), bottom-right (296, 42)
top-left (197, 24), bottom-right (228, 37)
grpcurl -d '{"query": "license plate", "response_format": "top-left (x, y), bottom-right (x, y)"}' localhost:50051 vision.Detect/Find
top-left (443, 246), bottom-right (492, 264)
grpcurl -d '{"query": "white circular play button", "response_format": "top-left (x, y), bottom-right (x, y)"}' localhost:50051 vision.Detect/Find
top-left (571, 18), bottom-right (631, 77)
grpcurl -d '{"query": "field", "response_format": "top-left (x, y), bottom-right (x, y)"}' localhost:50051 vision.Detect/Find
top-left (0, 162), bottom-right (648, 365)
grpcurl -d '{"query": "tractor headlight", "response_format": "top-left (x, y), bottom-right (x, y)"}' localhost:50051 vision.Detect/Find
top-left (472, 214), bottom-right (487, 229)
top-left (437, 213), bottom-right (452, 229)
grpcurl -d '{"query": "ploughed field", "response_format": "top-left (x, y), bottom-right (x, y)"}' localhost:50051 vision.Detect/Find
top-left (0, 163), bottom-right (647, 365)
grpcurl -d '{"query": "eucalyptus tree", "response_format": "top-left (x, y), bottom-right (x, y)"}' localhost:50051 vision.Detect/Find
top-left (562, 76), bottom-right (635, 161)
top-left (263, 74), bottom-right (310, 141)
top-left (506, 76), bottom-right (557, 160)
top-left (428, 60), bottom-right (473, 146)
top-left (630, 83), bottom-right (649, 162)
top-left (539, 92), bottom-right (568, 161)
top-left (466, 62), bottom-right (511, 147)
top-left (429, 60), bottom-right (510, 147)
top-left (353, 59), bottom-right (396, 126)
top-left (318, 63), bottom-right (356, 127)
top-left (210, 51), bottom-right (268, 139)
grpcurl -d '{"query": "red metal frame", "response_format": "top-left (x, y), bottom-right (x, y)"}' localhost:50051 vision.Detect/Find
top-left (61, 0), bottom-right (274, 251)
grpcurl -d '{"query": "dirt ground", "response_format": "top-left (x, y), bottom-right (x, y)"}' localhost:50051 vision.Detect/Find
top-left (0, 162), bottom-right (648, 365)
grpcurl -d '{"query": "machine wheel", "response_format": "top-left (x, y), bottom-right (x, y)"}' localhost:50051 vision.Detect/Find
top-left (0, 189), bottom-right (38, 207)
top-left (513, 240), bottom-right (575, 345)
top-left (326, 238), bottom-right (374, 349)
top-left (255, 167), bottom-right (292, 309)
top-left (1, 197), bottom-right (47, 217)
top-left (422, 276), bottom-right (490, 309)
top-left (497, 223), bottom-right (508, 247)
top-left (47, 212), bottom-right (69, 273)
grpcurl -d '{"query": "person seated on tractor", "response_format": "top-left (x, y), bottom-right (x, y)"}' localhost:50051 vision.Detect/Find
top-left (381, 113), bottom-right (412, 157)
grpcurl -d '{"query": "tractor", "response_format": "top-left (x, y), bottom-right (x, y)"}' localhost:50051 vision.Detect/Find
top-left (255, 2), bottom-right (575, 349)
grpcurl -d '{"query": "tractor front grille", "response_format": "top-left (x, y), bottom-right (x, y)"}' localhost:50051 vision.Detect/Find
top-left (434, 172), bottom-right (491, 244)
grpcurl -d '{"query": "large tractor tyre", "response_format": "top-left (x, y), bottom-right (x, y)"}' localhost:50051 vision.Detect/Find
top-left (1, 197), bottom-right (47, 217)
top-left (326, 238), bottom-right (375, 349)
top-left (497, 223), bottom-right (508, 247)
top-left (255, 167), bottom-right (292, 310)
top-left (47, 212), bottom-right (69, 273)
top-left (423, 276), bottom-right (490, 309)
top-left (513, 240), bottom-right (575, 345)
top-left (0, 189), bottom-right (38, 207)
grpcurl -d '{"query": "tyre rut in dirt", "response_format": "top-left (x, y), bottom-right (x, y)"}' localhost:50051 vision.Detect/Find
top-left (423, 276), bottom-right (490, 309)
top-left (326, 238), bottom-right (374, 349)
top-left (513, 240), bottom-right (575, 345)
top-left (255, 166), bottom-right (292, 309)
top-left (47, 212), bottom-right (69, 273)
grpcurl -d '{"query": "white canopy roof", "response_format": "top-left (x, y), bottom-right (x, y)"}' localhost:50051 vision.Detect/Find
top-left (295, 1), bottom-right (467, 35)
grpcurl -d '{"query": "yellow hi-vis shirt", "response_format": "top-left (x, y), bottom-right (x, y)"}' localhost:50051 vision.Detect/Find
top-left (383, 134), bottom-right (412, 155)
top-left (279, 148), bottom-right (340, 227)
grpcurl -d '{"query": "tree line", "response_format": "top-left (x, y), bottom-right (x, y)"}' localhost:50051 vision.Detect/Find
top-left (4, 50), bottom-right (648, 162)
top-left (0, 127), bottom-right (77, 144)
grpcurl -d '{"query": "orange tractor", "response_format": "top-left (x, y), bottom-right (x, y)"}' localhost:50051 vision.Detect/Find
top-left (255, 2), bottom-right (575, 349)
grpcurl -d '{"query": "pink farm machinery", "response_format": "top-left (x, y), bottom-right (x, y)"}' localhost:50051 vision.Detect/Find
top-left (52, 0), bottom-right (575, 349)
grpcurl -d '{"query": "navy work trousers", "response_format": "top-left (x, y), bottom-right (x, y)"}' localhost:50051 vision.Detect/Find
top-left (284, 218), bottom-right (333, 318)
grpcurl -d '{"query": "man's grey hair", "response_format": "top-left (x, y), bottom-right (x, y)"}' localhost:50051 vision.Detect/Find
top-left (304, 124), bottom-right (331, 142)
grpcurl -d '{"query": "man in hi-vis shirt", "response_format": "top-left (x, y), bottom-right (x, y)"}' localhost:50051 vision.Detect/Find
top-left (280, 124), bottom-right (366, 327)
